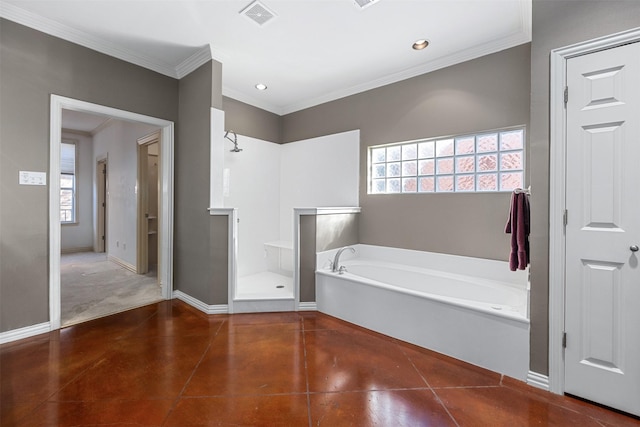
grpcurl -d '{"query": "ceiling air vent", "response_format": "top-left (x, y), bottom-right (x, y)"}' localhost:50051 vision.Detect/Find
top-left (240, 0), bottom-right (276, 26)
top-left (353, 0), bottom-right (381, 9)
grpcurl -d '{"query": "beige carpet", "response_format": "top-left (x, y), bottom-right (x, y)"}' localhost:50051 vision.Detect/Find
top-left (61, 252), bottom-right (162, 326)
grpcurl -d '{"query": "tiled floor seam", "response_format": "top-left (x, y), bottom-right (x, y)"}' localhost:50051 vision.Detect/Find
top-left (159, 320), bottom-right (221, 426)
top-left (428, 387), bottom-right (461, 427)
top-left (14, 333), bottom-right (137, 425)
top-left (301, 315), bottom-right (313, 427)
top-left (400, 345), bottom-right (461, 427)
top-left (497, 380), bottom-right (621, 426)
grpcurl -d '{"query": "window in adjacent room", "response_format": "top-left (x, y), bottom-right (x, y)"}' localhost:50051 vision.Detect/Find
top-left (60, 140), bottom-right (77, 223)
top-left (369, 127), bottom-right (525, 194)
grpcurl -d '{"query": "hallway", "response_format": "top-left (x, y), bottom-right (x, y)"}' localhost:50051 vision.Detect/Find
top-left (1, 301), bottom-right (638, 426)
top-left (61, 252), bottom-right (162, 326)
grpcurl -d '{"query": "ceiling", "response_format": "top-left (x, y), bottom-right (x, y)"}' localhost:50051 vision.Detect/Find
top-left (1, 0), bottom-right (531, 115)
top-left (62, 110), bottom-right (112, 134)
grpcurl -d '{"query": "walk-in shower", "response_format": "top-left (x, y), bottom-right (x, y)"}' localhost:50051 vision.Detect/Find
top-left (215, 126), bottom-right (360, 313)
top-left (223, 134), bottom-right (293, 305)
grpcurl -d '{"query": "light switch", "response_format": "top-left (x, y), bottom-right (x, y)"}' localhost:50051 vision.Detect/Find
top-left (19, 171), bottom-right (47, 186)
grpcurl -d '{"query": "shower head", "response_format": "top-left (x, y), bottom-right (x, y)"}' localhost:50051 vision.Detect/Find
top-left (224, 130), bottom-right (243, 152)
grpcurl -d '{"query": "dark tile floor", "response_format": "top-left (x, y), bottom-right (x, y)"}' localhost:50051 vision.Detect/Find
top-left (2, 300), bottom-right (639, 426)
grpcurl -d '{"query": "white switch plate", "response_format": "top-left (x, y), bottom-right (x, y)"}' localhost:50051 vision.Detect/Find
top-left (19, 171), bottom-right (47, 186)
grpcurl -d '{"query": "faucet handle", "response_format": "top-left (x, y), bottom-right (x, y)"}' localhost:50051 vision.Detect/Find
top-left (338, 265), bottom-right (348, 275)
top-left (327, 259), bottom-right (334, 270)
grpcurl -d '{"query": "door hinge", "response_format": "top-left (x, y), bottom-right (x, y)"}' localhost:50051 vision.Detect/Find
top-left (101, 235), bottom-right (105, 241)
top-left (563, 209), bottom-right (568, 227)
top-left (562, 332), bottom-right (567, 348)
top-left (564, 86), bottom-right (568, 106)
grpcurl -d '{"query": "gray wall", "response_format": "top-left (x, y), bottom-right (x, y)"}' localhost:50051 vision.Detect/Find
top-left (174, 60), bottom-right (230, 305)
top-left (222, 96), bottom-right (281, 143)
top-left (528, 0), bottom-right (640, 375)
top-left (299, 213), bottom-right (359, 303)
top-left (282, 44), bottom-right (530, 261)
top-left (0, 19), bottom-right (179, 333)
top-left (281, 44), bottom-right (532, 362)
top-left (299, 216), bottom-right (316, 303)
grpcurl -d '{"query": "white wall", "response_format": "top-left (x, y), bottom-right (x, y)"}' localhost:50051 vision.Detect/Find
top-left (60, 132), bottom-right (94, 252)
top-left (224, 135), bottom-right (281, 277)
top-left (279, 130), bottom-right (360, 242)
top-left (221, 129), bottom-right (360, 278)
top-left (92, 120), bottom-right (159, 267)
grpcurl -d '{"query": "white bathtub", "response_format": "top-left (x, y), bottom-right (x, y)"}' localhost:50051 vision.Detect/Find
top-left (316, 244), bottom-right (530, 380)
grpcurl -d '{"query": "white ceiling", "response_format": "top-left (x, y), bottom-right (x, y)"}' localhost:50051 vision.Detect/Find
top-left (62, 110), bottom-right (111, 134)
top-left (1, 0), bottom-right (531, 115)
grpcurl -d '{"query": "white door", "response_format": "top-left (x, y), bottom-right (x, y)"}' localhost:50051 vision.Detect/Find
top-left (565, 41), bottom-right (640, 416)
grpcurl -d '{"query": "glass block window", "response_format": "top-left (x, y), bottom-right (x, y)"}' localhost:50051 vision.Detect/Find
top-left (369, 127), bottom-right (524, 194)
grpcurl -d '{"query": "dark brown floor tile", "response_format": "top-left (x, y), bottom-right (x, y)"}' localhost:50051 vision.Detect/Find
top-left (130, 300), bottom-right (225, 338)
top-left (184, 329), bottom-right (306, 396)
top-left (501, 377), bottom-right (640, 426)
top-left (15, 399), bottom-right (173, 426)
top-left (305, 330), bottom-right (426, 393)
top-left (0, 401), bottom-right (41, 426)
top-left (50, 334), bottom-right (210, 401)
top-left (224, 311), bottom-right (303, 327)
top-left (401, 343), bottom-right (501, 388)
top-left (1, 336), bottom-right (109, 404)
top-left (299, 312), bottom-right (364, 333)
top-left (310, 390), bottom-right (457, 426)
top-left (164, 395), bottom-right (310, 426)
top-left (0, 333), bottom-right (51, 352)
top-left (437, 386), bottom-right (606, 426)
top-left (55, 302), bottom-right (160, 343)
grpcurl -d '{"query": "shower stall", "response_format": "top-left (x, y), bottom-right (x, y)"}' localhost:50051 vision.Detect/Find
top-left (213, 118), bottom-right (360, 312)
top-left (223, 133), bottom-right (295, 302)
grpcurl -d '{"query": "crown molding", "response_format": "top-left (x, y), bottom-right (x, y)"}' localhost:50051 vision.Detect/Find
top-left (281, 29), bottom-right (531, 115)
top-left (175, 45), bottom-right (212, 79)
top-left (279, 0), bottom-right (531, 115)
top-left (2, 0), bottom-right (532, 115)
top-left (0, 1), bottom-right (178, 78)
top-left (222, 86), bottom-right (284, 116)
top-left (61, 128), bottom-right (92, 137)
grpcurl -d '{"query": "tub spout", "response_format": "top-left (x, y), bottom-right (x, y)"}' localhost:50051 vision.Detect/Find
top-left (332, 246), bottom-right (355, 272)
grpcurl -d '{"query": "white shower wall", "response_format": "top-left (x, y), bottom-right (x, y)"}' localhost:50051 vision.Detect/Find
top-left (222, 129), bottom-right (360, 292)
top-left (223, 136), bottom-right (281, 278)
top-left (279, 130), bottom-right (360, 242)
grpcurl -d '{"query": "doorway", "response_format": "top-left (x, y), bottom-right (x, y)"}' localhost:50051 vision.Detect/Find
top-left (96, 158), bottom-right (107, 253)
top-left (549, 29), bottom-right (640, 416)
top-left (49, 95), bottom-right (175, 330)
top-left (137, 131), bottom-right (160, 276)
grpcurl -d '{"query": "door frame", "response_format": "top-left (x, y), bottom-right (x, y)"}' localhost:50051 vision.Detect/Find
top-left (96, 156), bottom-right (108, 253)
top-left (49, 95), bottom-right (175, 330)
top-left (548, 27), bottom-right (640, 395)
top-left (136, 131), bottom-right (161, 275)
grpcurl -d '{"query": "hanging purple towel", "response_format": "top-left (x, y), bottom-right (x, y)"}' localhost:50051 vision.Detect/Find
top-left (505, 191), bottom-right (530, 271)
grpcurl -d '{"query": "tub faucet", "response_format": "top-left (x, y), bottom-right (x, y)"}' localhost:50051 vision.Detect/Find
top-left (332, 246), bottom-right (355, 272)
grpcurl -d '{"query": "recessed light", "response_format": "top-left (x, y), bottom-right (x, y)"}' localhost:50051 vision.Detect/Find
top-left (255, 83), bottom-right (268, 91)
top-left (412, 39), bottom-right (429, 50)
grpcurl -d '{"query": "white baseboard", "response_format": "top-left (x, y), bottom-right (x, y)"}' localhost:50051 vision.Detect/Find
top-left (527, 370), bottom-right (550, 391)
top-left (173, 290), bottom-right (228, 314)
top-left (0, 322), bottom-right (51, 345)
top-left (61, 246), bottom-right (94, 254)
top-left (108, 255), bottom-right (137, 273)
top-left (298, 301), bottom-right (317, 311)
